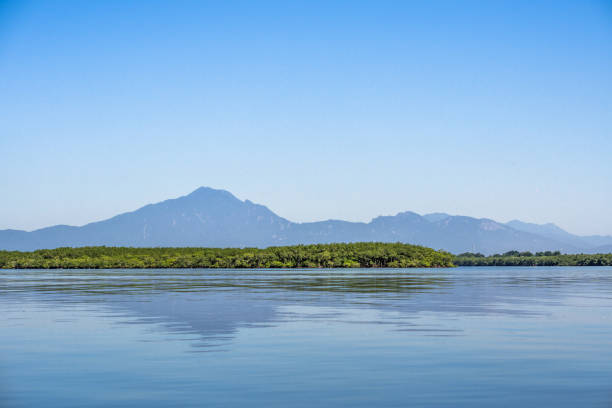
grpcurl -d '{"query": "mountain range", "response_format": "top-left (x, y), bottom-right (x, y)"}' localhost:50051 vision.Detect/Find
top-left (1, 187), bottom-right (611, 254)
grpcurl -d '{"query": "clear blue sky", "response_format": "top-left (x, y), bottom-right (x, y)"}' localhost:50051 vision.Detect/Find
top-left (1, 0), bottom-right (611, 235)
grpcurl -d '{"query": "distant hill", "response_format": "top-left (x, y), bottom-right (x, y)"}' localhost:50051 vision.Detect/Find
top-left (1, 187), bottom-right (610, 254)
top-left (593, 244), bottom-right (612, 253)
top-left (506, 220), bottom-right (612, 253)
top-left (0, 188), bottom-right (292, 250)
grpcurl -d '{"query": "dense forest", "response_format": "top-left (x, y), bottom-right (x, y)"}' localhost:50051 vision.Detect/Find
top-left (0, 243), bottom-right (454, 269)
top-left (1, 245), bottom-right (611, 269)
top-left (454, 251), bottom-right (612, 266)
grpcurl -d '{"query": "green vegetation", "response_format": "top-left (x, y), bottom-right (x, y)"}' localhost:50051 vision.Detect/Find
top-left (454, 251), bottom-right (612, 266)
top-left (3, 245), bottom-right (610, 269)
top-left (0, 242), bottom-right (454, 269)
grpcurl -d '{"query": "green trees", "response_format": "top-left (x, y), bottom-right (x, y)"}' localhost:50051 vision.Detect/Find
top-left (2, 245), bottom-right (610, 269)
top-left (453, 252), bottom-right (612, 266)
top-left (0, 242), bottom-right (455, 269)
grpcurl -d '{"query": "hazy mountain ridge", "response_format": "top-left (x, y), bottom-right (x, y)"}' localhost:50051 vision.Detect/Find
top-left (0, 187), bottom-right (610, 254)
top-left (505, 220), bottom-right (612, 252)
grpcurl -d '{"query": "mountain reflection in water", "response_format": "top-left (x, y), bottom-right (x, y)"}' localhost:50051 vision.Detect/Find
top-left (2, 267), bottom-right (612, 408)
top-left (1, 269), bottom-right (452, 347)
top-left (4, 267), bottom-right (611, 349)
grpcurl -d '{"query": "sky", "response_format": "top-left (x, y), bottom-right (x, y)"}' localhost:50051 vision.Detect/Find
top-left (1, 0), bottom-right (611, 236)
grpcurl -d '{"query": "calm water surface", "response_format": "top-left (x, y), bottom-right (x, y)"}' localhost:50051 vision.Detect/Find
top-left (1, 267), bottom-right (611, 407)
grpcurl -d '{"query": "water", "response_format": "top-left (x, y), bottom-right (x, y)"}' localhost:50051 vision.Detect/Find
top-left (1, 267), bottom-right (611, 407)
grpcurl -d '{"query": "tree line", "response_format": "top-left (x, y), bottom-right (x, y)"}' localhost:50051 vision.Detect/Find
top-left (2, 244), bottom-right (610, 269)
top-left (454, 251), bottom-right (612, 266)
top-left (0, 242), bottom-right (454, 269)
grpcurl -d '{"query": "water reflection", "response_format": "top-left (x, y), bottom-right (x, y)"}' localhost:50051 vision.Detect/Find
top-left (2, 267), bottom-right (612, 350)
top-left (2, 267), bottom-right (612, 408)
top-left (0, 269), bottom-right (449, 295)
top-left (0, 269), bottom-right (453, 349)
top-left (116, 293), bottom-right (279, 350)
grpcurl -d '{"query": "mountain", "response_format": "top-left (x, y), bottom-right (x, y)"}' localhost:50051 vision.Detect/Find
top-left (506, 220), bottom-right (612, 253)
top-left (0, 188), bottom-right (292, 250)
top-left (422, 213), bottom-right (451, 223)
top-left (593, 244), bottom-right (612, 253)
top-left (0, 187), bottom-right (610, 254)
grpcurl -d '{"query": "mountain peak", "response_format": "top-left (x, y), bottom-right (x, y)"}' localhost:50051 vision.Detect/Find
top-left (1, 188), bottom-right (610, 254)
top-left (423, 213), bottom-right (451, 223)
top-left (507, 220), bottom-right (566, 234)
top-left (183, 187), bottom-right (243, 204)
top-left (188, 186), bottom-right (234, 197)
top-left (395, 211), bottom-right (421, 218)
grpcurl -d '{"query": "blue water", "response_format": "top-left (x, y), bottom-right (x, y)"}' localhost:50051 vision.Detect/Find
top-left (1, 267), bottom-right (611, 407)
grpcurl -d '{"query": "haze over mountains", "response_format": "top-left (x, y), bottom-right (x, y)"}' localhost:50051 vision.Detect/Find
top-left (1, 187), bottom-right (611, 254)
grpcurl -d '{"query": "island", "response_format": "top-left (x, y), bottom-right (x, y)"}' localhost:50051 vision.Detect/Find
top-left (0, 242), bottom-right (454, 269)
top-left (2, 244), bottom-right (611, 269)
